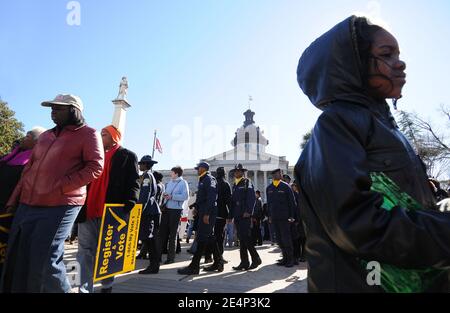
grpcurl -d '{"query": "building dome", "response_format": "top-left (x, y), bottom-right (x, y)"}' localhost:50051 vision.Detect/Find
top-left (231, 109), bottom-right (269, 154)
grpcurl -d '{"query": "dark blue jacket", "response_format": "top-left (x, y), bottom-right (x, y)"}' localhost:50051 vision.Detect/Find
top-left (138, 171), bottom-right (159, 215)
top-left (252, 197), bottom-right (264, 220)
top-left (230, 178), bottom-right (255, 219)
top-left (196, 172), bottom-right (218, 215)
top-left (266, 181), bottom-right (297, 221)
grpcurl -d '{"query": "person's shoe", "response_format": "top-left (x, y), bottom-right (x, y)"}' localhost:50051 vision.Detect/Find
top-left (276, 259), bottom-right (287, 266)
top-left (223, 259), bottom-right (229, 264)
top-left (203, 262), bottom-right (224, 272)
top-left (284, 260), bottom-right (294, 268)
top-left (294, 259), bottom-right (299, 265)
top-left (177, 266), bottom-right (200, 275)
top-left (299, 258), bottom-right (306, 263)
top-left (186, 238), bottom-right (190, 244)
top-left (232, 263), bottom-right (249, 271)
top-left (248, 258), bottom-right (262, 270)
top-left (139, 267), bottom-right (159, 274)
top-left (100, 287), bottom-right (112, 293)
top-left (136, 254), bottom-right (144, 260)
top-left (204, 258), bottom-right (213, 264)
top-left (164, 260), bottom-right (174, 265)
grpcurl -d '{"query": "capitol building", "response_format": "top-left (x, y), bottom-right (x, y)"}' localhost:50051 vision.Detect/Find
top-left (160, 109), bottom-right (295, 200)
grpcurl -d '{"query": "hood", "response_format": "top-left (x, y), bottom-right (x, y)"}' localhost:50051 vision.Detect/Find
top-left (297, 16), bottom-right (380, 110)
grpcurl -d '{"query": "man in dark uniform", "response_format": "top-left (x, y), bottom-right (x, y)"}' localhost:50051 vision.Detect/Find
top-left (291, 180), bottom-right (306, 263)
top-left (137, 155), bottom-right (163, 274)
top-left (230, 164), bottom-right (261, 271)
top-left (204, 167), bottom-right (232, 267)
top-left (178, 162), bottom-right (222, 275)
top-left (136, 155), bottom-right (158, 259)
top-left (267, 169), bottom-right (297, 267)
top-left (251, 190), bottom-right (264, 246)
top-left (282, 173), bottom-right (301, 265)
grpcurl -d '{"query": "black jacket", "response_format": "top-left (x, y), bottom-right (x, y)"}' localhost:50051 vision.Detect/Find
top-left (252, 197), bottom-right (263, 220)
top-left (138, 171), bottom-right (159, 216)
top-left (295, 16), bottom-right (450, 292)
top-left (77, 147), bottom-right (140, 222)
top-left (0, 162), bottom-right (25, 209)
top-left (230, 178), bottom-right (255, 220)
top-left (196, 172), bottom-right (218, 216)
top-left (266, 182), bottom-right (297, 221)
top-left (216, 178), bottom-right (232, 219)
top-left (293, 190), bottom-right (306, 237)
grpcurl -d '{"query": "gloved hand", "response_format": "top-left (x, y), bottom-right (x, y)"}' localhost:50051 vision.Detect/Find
top-left (123, 202), bottom-right (135, 214)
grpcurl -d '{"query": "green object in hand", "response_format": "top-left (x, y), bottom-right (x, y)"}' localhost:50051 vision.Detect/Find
top-left (362, 172), bottom-right (445, 293)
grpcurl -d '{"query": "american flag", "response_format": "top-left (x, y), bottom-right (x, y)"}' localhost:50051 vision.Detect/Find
top-left (154, 137), bottom-right (163, 154)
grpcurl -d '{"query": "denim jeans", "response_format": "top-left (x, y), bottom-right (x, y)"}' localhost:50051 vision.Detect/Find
top-left (186, 219), bottom-right (195, 239)
top-left (0, 204), bottom-right (81, 293)
top-left (225, 222), bottom-right (234, 246)
top-left (77, 218), bottom-right (114, 293)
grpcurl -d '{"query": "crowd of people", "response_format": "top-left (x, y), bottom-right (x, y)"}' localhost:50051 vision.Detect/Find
top-left (135, 162), bottom-right (307, 277)
top-left (1, 14), bottom-right (450, 293)
top-left (0, 92), bottom-right (307, 293)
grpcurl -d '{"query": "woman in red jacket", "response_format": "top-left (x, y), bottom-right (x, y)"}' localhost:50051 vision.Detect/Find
top-left (0, 94), bottom-right (104, 293)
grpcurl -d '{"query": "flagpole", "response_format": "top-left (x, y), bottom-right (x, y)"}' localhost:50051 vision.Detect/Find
top-left (152, 130), bottom-right (157, 159)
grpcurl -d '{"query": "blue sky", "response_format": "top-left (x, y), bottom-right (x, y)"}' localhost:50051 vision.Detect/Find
top-left (1, 0), bottom-right (450, 171)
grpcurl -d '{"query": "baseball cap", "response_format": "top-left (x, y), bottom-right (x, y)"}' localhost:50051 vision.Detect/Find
top-left (195, 162), bottom-right (210, 170)
top-left (41, 94), bottom-right (84, 112)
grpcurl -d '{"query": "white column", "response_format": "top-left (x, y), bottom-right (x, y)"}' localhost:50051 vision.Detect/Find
top-left (112, 99), bottom-right (131, 139)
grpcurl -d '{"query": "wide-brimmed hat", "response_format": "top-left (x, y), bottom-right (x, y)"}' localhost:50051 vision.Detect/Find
top-left (138, 155), bottom-right (158, 165)
top-left (231, 163), bottom-right (248, 173)
top-left (41, 94), bottom-right (84, 112)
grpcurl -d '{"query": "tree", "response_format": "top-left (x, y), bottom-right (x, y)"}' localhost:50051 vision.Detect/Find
top-left (300, 130), bottom-right (312, 150)
top-left (395, 109), bottom-right (450, 179)
top-left (0, 99), bottom-right (24, 156)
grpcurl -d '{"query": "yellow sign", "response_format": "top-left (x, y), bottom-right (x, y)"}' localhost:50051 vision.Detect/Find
top-left (93, 203), bottom-right (142, 282)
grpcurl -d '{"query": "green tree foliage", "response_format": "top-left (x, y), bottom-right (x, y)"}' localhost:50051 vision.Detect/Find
top-left (300, 130), bottom-right (312, 150)
top-left (0, 99), bottom-right (24, 156)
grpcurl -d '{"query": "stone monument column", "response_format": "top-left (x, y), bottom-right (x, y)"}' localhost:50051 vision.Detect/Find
top-left (112, 76), bottom-right (131, 138)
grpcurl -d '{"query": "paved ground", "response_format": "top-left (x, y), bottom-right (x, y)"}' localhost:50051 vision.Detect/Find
top-left (64, 241), bottom-right (308, 293)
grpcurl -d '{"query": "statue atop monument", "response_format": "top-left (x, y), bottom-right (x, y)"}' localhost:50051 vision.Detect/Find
top-left (116, 76), bottom-right (128, 100)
